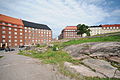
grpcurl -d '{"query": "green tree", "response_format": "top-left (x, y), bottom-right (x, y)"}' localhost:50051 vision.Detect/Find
top-left (77, 24), bottom-right (91, 37)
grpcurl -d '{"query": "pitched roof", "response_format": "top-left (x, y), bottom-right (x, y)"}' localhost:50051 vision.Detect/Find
top-left (22, 20), bottom-right (51, 30)
top-left (64, 26), bottom-right (77, 30)
top-left (0, 14), bottom-right (23, 25)
top-left (101, 24), bottom-right (120, 27)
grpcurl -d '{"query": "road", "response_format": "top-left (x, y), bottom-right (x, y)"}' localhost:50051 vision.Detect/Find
top-left (0, 52), bottom-right (73, 80)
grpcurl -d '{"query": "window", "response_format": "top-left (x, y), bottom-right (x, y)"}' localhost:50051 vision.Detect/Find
top-left (14, 36), bottom-right (17, 38)
top-left (20, 33), bottom-right (22, 35)
top-left (20, 29), bottom-right (22, 31)
top-left (20, 36), bottom-right (22, 38)
top-left (2, 40), bottom-right (5, 42)
top-left (103, 27), bottom-right (106, 29)
top-left (25, 30), bottom-right (27, 32)
top-left (9, 44), bottom-right (11, 46)
top-left (8, 23), bottom-right (11, 26)
top-left (14, 40), bottom-right (17, 42)
top-left (2, 26), bottom-right (6, 29)
top-left (110, 27), bottom-right (112, 29)
top-left (20, 43), bottom-right (23, 45)
top-left (25, 27), bottom-right (27, 29)
top-left (2, 35), bottom-right (5, 38)
top-left (9, 40), bottom-right (11, 42)
top-left (9, 28), bottom-right (12, 30)
top-left (14, 28), bottom-right (17, 31)
top-left (14, 32), bottom-right (17, 35)
top-left (2, 22), bottom-right (5, 25)
top-left (20, 40), bottom-right (22, 42)
top-left (9, 32), bottom-right (11, 34)
top-left (15, 43), bottom-right (17, 46)
top-left (8, 36), bottom-right (11, 38)
top-left (2, 31), bottom-right (5, 34)
top-left (14, 25), bottom-right (17, 27)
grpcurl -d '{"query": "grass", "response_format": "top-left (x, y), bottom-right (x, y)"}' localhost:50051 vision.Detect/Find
top-left (0, 56), bottom-right (3, 58)
top-left (18, 49), bottom-right (80, 64)
top-left (62, 35), bottom-right (120, 47)
top-left (36, 44), bottom-right (46, 48)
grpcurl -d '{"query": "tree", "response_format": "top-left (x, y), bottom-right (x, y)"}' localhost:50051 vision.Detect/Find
top-left (77, 24), bottom-right (91, 37)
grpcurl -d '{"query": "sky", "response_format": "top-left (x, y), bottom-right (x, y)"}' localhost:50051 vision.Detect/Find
top-left (0, 0), bottom-right (120, 38)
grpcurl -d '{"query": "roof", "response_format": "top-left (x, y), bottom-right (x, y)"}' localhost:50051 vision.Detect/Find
top-left (22, 20), bottom-right (51, 30)
top-left (101, 24), bottom-right (120, 27)
top-left (0, 14), bottom-right (23, 25)
top-left (90, 25), bottom-right (101, 28)
top-left (64, 26), bottom-right (77, 30)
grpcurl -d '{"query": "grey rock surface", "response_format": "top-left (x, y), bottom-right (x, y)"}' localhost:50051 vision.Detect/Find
top-left (0, 52), bottom-right (74, 80)
top-left (64, 42), bottom-right (120, 60)
top-left (64, 62), bottom-right (105, 78)
top-left (82, 58), bottom-right (120, 78)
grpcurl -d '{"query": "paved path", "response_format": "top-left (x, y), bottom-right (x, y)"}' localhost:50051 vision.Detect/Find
top-left (0, 52), bottom-right (73, 80)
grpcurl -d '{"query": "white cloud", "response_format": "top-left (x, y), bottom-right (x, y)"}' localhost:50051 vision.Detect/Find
top-left (0, 0), bottom-right (117, 38)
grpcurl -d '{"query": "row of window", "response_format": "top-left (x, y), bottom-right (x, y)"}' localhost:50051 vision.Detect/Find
top-left (2, 22), bottom-right (23, 27)
top-left (2, 31), bottom-right (23, 35)
top-left (2, 35), bottom-right (23, 38)
top-left (25, 30), bottom-right (51, 34)
top-left (2, 39), bottom-right (23, 42)
top-left (102, 27), bottom-right (119, 29)
top-left (2, 26), bottom-right (23, 31)
top-left (24, 27), bottom-right (50, 31)
top-left (65, 30), bottom-right (76, 31)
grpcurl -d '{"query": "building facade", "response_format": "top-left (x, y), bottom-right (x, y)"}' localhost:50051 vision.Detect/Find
top-left (59, 24), bottom-right (120, 39)
top-left (59, 26), bottom-right (81, 39)
top-left (0, 14), bottom-right (24, 47)
top-left (90, 24), bottom-right (120, 36)
top-left (23, 20), bottom-right (52, 46)
top-left (0, 14), bottom-right (52, 47)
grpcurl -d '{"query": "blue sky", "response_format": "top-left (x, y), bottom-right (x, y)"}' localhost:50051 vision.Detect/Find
top-left (0, 0), bottom-right (120, 38)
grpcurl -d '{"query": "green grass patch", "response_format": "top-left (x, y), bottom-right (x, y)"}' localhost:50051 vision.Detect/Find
top-left (0, 56), bottom-right (3, 58)
top-left (62, 35), bottom-right (120, 47)
top-left (36, 44), bottom-right (47, 48)
top-left (18, 49), bottom-right (80, 64)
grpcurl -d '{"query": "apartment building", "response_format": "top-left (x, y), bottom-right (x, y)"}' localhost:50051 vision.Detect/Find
top-left (0, 14), bottom-right (52, 47)
top-left (23, 20), bottom-right (52, 46)
top-left (59, 26), bottom-right (81, 39)
top-left (0, 14), bottom-right (24, 47)
top-left (90, 24), bottom-right (120, 35)
top-left (59, 24), bottom-right (120, 39)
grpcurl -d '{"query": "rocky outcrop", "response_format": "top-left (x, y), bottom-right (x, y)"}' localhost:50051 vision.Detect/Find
top-left (64, 42), bottom-right (120, 78)
top-left (64, 42), bottom-right (120, 60)
top-left (82, 58), bottom-right (120, 78)
top-left (64, 62), bottom-right (105, 78)
top-left (64, 59), bottom-right (120, 78)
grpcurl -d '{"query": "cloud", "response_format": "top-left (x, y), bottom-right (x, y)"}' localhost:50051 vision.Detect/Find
top-left (0, 0), bottom-right (119, 38)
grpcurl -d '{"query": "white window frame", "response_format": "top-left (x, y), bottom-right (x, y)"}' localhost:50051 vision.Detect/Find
top-left (9, 28), bottom-right (12, 30)
top-left (2, 35), bottom-right (5, 38)
top-left (2, 26), bottom-right (6, 29)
